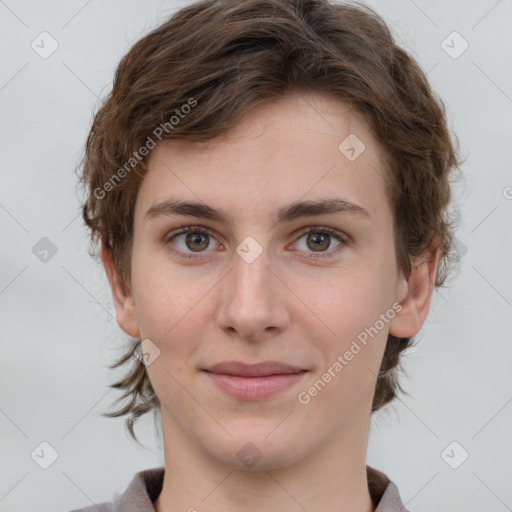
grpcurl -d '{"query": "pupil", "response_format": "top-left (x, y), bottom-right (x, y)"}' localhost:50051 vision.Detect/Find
top-left (184, 232), bottom-right (330, 253)
top-left (308, 233), bottom-right (329, 251)
top-left (186, 233), bottom-right (208, 251)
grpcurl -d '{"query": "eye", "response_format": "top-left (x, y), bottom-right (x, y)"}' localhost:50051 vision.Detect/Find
top-left (292, 227), bottom-right (348, 259)
top-left (163, 226), bottom-right (221, 259)
top-left (163, 225), bottom-right (349, 260)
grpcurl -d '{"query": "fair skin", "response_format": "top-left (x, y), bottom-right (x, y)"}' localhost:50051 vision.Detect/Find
top-left (102, 92), bottom-right (439, 512)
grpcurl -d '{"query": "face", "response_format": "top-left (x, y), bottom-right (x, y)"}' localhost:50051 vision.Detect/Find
top-left (105, 92), bottom-right (435, 471)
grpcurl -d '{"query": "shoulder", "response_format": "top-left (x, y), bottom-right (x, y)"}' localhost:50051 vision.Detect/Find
top-left (65, 504), bottom-right (112, 512)
top-left (376, 480), bottom-right (411, 512)
top-left (63, 466), bottom-right (165, 512)
top-left (368, 465), bottom-right (411, 512)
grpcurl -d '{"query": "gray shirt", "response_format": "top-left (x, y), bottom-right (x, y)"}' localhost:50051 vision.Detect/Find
top-left (67, 465), bottom-right (410, 512)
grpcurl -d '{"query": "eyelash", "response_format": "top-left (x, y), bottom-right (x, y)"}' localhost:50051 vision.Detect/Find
top-left (163, 225), bottom-right (349, 260)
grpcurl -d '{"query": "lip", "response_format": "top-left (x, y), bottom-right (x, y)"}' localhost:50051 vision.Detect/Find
top-left (202, 361), bottom-right (308, 400)
top-left (204, 360), bottom-right (306, 377)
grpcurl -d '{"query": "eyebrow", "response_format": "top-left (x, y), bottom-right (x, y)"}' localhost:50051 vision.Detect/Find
top-left (144, 197), bottom-right (371, 226)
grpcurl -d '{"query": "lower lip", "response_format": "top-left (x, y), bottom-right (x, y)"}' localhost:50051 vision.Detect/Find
top-left (203, 371), bottom-right (308, 400)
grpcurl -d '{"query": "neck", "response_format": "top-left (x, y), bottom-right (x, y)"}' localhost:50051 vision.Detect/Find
top-left (153, 410), bottom-right (376, 512)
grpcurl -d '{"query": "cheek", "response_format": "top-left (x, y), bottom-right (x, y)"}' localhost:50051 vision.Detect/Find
top-left (131, 241), bottom-right (211, 334)
top-left (294, 257), bottom-right (395, 389)
top-left (297, 278), bottom-right (390, 415)
top-left (301, 265), bottom-right (394, 340)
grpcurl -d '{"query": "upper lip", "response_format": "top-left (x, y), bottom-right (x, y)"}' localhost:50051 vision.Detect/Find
top-left (203, 361), bottom-right (307, 377)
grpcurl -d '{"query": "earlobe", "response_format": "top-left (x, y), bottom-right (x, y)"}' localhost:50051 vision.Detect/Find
top-left (100, 244), bottom-right (141, 338)
top-left (388, 239), bottom-right (440, 338)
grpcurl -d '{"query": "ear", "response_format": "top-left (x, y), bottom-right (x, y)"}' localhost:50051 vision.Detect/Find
top-left (100, 244), bottom-right (140, 338)
top-left (388, 238), bottom-right (440, 338)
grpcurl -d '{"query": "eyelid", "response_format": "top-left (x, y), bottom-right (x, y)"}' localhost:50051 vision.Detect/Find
top-left (290, 226), bottom-right (349, 259)
top-left (162, 225), bottom-right (220, 259)
top-left (163, 224), bottom-right (349, 259)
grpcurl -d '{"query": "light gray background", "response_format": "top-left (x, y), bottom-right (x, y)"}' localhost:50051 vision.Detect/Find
top-left (1, 1), bottom-right (511, 511)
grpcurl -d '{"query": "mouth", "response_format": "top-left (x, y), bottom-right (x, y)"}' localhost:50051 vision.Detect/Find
top-left (202, 361), bottom-right (309, 400)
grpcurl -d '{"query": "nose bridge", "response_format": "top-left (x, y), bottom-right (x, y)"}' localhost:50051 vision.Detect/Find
top-left (215, 238), bottom-right (288, 338)
top-left (230, 240), bottom-right (273, 310)
top-left (239, 238), bottom-right (269, 283)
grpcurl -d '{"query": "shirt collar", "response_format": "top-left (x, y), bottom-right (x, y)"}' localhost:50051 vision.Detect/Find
top-left (111, 465), bottom-right (410, 512)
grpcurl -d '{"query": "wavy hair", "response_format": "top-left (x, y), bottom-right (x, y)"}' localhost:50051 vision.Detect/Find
top-left (77, 0), bottom-right (463, 444)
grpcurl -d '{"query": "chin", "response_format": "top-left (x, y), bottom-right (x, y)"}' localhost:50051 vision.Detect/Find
top-left (206, 432), bottom-right (305, 471)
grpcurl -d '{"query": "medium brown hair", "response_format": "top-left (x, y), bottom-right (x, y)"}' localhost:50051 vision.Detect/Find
top-left (78, 0), bottom-right (463, 443)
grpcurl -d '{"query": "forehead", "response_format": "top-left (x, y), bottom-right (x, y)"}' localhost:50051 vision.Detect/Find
top-left (137, 92), bottom-right (390, 226)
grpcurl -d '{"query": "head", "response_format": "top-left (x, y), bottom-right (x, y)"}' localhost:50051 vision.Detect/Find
top-left (78, 0), bottom-right (462, 461)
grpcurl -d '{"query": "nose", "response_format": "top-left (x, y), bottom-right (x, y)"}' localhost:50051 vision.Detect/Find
top-left (214, 242), bottom-right (290, 341)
